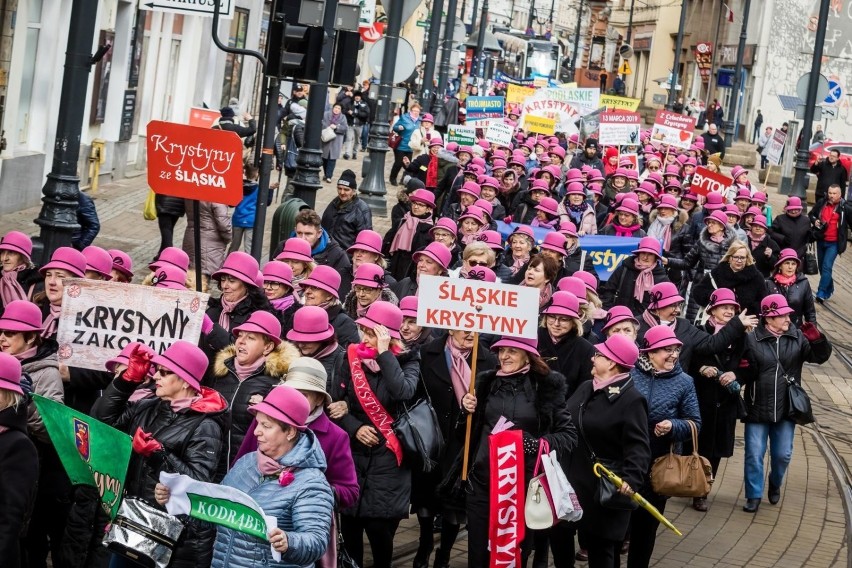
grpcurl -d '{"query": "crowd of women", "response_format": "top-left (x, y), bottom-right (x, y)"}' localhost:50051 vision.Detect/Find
top-left (0, 114), bottom-right (839, 568)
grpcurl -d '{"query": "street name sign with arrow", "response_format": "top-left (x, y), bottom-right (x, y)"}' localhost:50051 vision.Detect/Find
top-left (141, 0), bottom-right (235, 19)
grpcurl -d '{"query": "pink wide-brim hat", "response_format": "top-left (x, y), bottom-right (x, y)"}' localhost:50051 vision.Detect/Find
top-left (286, 306), bottom-right (334, 342)
top-left (412, 242), bottom-right (451, 271)
top-left (596, 333), bottom-right (639, 368)
top-left (641, 325), bottom-right (684, 352)
top-left (0, 231), bottom-right (33, 260)
top-left (542, 291), bottom-right (580, 319)
top-left (233, 310), bottom-right (283, 346)
top-left (601, 305), bottom-right (639, 331)
top-left (355, 301), bottom-right (404, 339)
top-left (648, 281), bottom-right (684, 309)
top-left (40, 247), bottom-right (86, 277)
top-left (109, 249), bottom-right (134, 278)
top-left (707, 287), bottom-right (740, 311)
top-left (262, 261), bottom-right (294, 289)
top-left (347, 230), bottom-right (384, 255)
top-left (0, 300), bottom-right (43, 332)
top-left (352, 263), bottom-right (387, 289)
top-left (212, 251), bottom-right (261, 288)
top-left (82, 246), bottom-right (114, 279)
top-left (299, 265), bottom-right (341, 299)
top-left (277, 237), bottom-right (314, 263)
top-left (491, 335), bottom-right (540, 357)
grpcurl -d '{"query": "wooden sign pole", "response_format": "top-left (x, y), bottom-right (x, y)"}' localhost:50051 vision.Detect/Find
top-left (461, 331), bottom-right (480, 481)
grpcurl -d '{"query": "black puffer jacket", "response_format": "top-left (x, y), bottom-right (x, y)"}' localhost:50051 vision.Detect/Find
top-left (72, 191), bottom-right (100, 250)
top-left (765, 273), bottom-right (816, 326)
top-left (741, 325), bottom-right (832, 423)
top-left (638, 315), bottom-right (746, 374)
top-left (336, 348), bottom-right (420, 519)
top-left (92, 379), bottom-right (227, 568)
top-left (321, 197), bottom-right (373, 251)
top-left (202, 289), bottom-right (278, 358)
top-left (667, 225), bottom-right (736, 274)
top-left (206, 341), bottom-right (300, 476)
top-left (154, 194), bottom-right (186, 218)
top-left (599, 256), bottom-right (670, 313)
top-left (692, 261), bottom-right (767, 316)
top-left (0, 405), bottom-right (38, 568)
top-left (769, 213), bottom-right (811, 260)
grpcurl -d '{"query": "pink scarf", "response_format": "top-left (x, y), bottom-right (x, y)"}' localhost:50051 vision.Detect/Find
top-left (390, 213), bottom-right (431, 254)
top-left (41, 303), bottom-right (62, 339)
top-left (614, 223), bottom-right (641, 237)
top-left (510, 254), bottom-right (529, 275)
top-left (271, 294), bottom-right (296, 312)
top-left (11, 345), bottom-right (37, 362)
top-left (446, 338), bottom-right (472, 405)
top-left (170, 394), bottom-right (201, 412)
top-left (531, 216), bottom-right (558, 229)
top-left (633, 258), bottom-right (656, 302)
top-left (642, 309), bottom-right (659, 329)
top-left (219, 296), bottom-right (246, 329)
top-left (496, 363), bottom-right (531, 377)
top-left (538, 283), bottom-right (553, 308)
top-left (315, 341), bottom-right (340, 359)
top-left (460, 229), bottom-right (485, 245)
top-left (593, 371), bottom-right (630, 391)
top-left (0, 268), bottom-right (26, 307)
top-left (774, 273), bottom-right (796, 287)
top-left (747, 231), bottom-right (763, 250)
top-left (708, 316), bottom-right (726, 334)
top-left (234, 356), bottom-right (266, 381)
top-left (257, 451), bottom-right (285, 476)
top-left (709, 232), bottom-right (725, 243)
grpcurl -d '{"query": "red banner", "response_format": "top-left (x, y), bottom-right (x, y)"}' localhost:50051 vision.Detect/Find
top-left (693, 42), bottom-right (713, 84)
top-left (146, 120), bottom-right (244, 206)
top-left (489, 429), bottom-right (525, 568)
top-left (690, 166), bottom-right (733, 197)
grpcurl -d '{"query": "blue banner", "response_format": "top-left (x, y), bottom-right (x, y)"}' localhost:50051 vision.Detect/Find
top-left (496, 222), bottom-right (642, 282)
top-left (465, 96), bottom-right (505, 121)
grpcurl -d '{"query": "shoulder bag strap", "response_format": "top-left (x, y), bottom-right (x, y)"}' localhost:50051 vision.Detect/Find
top-left (575, 399), bottom-right (599, 462)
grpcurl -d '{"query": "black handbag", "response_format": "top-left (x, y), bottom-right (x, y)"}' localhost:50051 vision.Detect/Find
top-left (393, 379), bottom-right (444, 472)
top-left (785, 375), bottom-right (815, 425)
top-left (577, 399), bottom-right (638, 511)
top-left (336, 514), bottom-right (360, 568)
top-left (804, 243), bottom-right (819, 275)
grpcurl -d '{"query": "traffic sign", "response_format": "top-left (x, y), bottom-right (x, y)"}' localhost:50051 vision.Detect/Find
top-left (359, 22), bottom-right (384, 43)
top-left (825, 80), bottom-right (843, 105)
top-left (618, 61), bottom-right (632, 75)
top-left (141, 0), bottom-right (234, 18)
top-left (796, 72), bottom-right (829, 103)
top-left (416, 20), bottom-right (428, 27)
top-left (367, 37), bottom-right (417, 83)
top-left (823, 106), bottom-right (838, 120)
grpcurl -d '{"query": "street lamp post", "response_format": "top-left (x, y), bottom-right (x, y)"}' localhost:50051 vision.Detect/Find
top-left (474, 0), bottom-right (489, 77)
top-left (433, 0), bottom-right (459, 118)
top-left (569, 0), bottom-right (585, 82)
top-left (620, 0), bottom-right (636, 83)
top-left (421, 0), bottom-right (446, 108)
top-left (666, 0), bottom-right (688, 109)
top-left (724, 0), bottom-right (751, 147)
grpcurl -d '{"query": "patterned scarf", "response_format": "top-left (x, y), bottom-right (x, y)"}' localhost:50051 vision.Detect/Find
top-left (446, 338), bottom-right (472, 405)
top-left (0, 267), bottom-right (27, 307)
top-left (510, 254), bottom-right (529, 275)
top-left (537, 283), bottom-right (553, 308)
top-left (219, 295), bottom-right (246, 329)
top-left (41, 304), bottom-right (62, 339)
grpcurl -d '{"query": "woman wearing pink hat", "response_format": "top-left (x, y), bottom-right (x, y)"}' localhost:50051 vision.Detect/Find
top-left (600, 237), bottom-right (670, 315)
top-left (299, 265), bottom-right (361, 348)
top-left (0, 351), bottom-right (39, 568)
top-left (384, 188), bottom-right (435, 281)
top-left (600, 305), bottom-right (640, 341)
top-left (558, 182), bottom-right (597, 236)
top-left (690, 288), bottom-right (748, 512)
top-left (34, 247), bottom-right (86, 340)
top-left (477, 177), bottom-right (507, 224)
top-left (765, 248), bottom-right (815, 327)
top-left (502, 226), bottom-right (536, 282)
top-left (538, 291), bottom-right (596, 397)
top-left (332, 301), bottom-right (420, 568)
top-left (429, 218), bottom-right (463, 270)
top-left (261, 260), bottom-right (300, 331)
top-left (511, 179), bottom-right (550, 225)
top-left (94, 341), bottom-right (228, 567)
top-left (457, 205), bottom-right (487, 245)
top-left (446, 181), bottom-right (481, 222)
top-left (646, 194), bottom-right (688, 254)
top-left (627, 325), bottom-right (701, 566)
top-left (341, 229), bottom-right (398, 298)
top-left (343, 263), bottom-right (399, 320)
top-left (391, 241), bottom-right (450, 299)
top-left (275, 237), bottom-right (317, 296)
top-left (207, 311), bottom-right (299, 476)
top-left (692, 241), bottom-right (767, 317)
top-left (283, 307), bottom-right (345, 394)
top-left (108, 248), bottom-right (134, 283)
top-left (561, 334), bottom-right (648, 567)
top-left (739, 295), bottom-right (832, 513)
top-left (460, 335), bottom-right (577, 567)
top-left (0, 231), bottom-right (40, 310)
top-left (404, 134), bottom-right (445, 193)
top-left (745, 214), bottom-right (780, 277)
top-left (601, 198), bottom-right (646, 238)
top-left (398, 295), bottom-right (432, 349)
top-left (767, 196), bottom-right (809, 261)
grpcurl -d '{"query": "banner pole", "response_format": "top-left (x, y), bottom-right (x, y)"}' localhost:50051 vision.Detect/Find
top-left (193, 200), bottom-right (202, 293)
top-left (461, 331), bottom-right (480, 481)
top-left (763, 164), bottom-right (772, 191)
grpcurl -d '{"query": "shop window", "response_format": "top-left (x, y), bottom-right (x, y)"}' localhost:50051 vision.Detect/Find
top-left (221, 8), bottom-right (249, 108)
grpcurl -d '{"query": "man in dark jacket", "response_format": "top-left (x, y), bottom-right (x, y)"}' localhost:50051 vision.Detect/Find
top-left (810, 149), bottom-right (849, 202)
top-left (569, 138), bottom-right (605, 172)
top-left (808, 184), bottom-right (852, 302)
top-left (350, 92), bottom-right (370, 157)
top-left (72, 190), bottom-right (100, 250)
top-left (215, 106), bottom-right (256, 139)
top-left (700, 123), bottom-right (726, 159)
top-left (337, 86), bottom-right (355, 159)
top-left (321, 169), bottom-right (372, 250)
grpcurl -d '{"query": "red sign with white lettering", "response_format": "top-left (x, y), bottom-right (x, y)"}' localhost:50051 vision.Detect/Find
top-left (146, 120), bottom-right (244, 206)
top-left (690, 166), bottom-right (733, 197)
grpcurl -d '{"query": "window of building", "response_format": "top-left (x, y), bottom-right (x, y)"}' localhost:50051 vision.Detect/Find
top-left (17, 0), bottom-right (43, 145)
top-left (221, 8), bottom-right (249, 108)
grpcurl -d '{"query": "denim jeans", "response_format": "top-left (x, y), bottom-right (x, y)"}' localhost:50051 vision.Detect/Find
top-left (744, 420), bottom-right (796, 499)
top-left (361, 122), bottom-right (370, 149)
top-left (816, 240), bottom-right (839, 299)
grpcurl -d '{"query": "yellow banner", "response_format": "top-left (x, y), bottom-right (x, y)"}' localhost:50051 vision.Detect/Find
top-left (600, 95), bottom-right (641, 112)
top-left (558, 82), bottom-right (578, 89)
top-left (506, 84), bottom-right (537, 104)
top-left (533, 77), bottom-right (549, 88)
top-left (524, 115), bottom-right (556, 135)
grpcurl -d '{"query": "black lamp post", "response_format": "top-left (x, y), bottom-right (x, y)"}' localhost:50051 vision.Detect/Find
top-left (724, 0), bottom-right (751, 147)
top-left (433, 0), bottom-right (459, 117)
top-left (474, 0), bottom-right (489, 77)
top-left (421, 0), bottom-right (446, 108)
top-left (666, 0), bottom-right (688, 109)
top-left (620, 0), bottom-right (636, 83)
top-left (569, 0), bottom-right (585, 82)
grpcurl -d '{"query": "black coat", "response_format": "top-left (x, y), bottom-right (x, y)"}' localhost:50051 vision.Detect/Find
top-left (154, 194), bottom-right (186, 218)
top-left (599, 256), bottom-right (670, 314)
top-left (72, 191), bottom-right (100, 250)
top-left (563, 247), bottom-right (597, 278)
top-left (92, 379), bottom-right (227, 568)
top-left (566, 378), bottom-right (650, 541)
top-left (202, 290), bottom-right (278, 359)
top-left (320, 344), bottom-right (347, 399)
top-left (313, 236), bottom-right (353, 292)
top-left (638, 315), bottom-right (746, 374)
top-left (769, 213), bottom-right (811, 260)
top-left (336, 349), bottom-right (420, 519)
top-left (0, 405), bottom-right (38, 568)
top-left (326, 303), bottom-right (360, 348)
top-left (383, 213), bottom-right (433, 281)
top-left (810, 159), bottom-right (849, 199)
top-left (809, 197), bottom-right (852, 255)
top-left (537, 327), bottom-right (595, 399)
top-left (320, 197), bottom-right (373, 251)
top-left (692, 262), bottom-right (767, 317)
top-left (747, 233), bottom-right (781, 277)
top-left (765, 273), bottom-right (816, 327)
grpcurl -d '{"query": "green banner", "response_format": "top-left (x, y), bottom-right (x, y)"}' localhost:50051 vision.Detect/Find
top-left (32, 394), bottom-right (132, 519)
top-left (188, 493), bottom-right (268, 540)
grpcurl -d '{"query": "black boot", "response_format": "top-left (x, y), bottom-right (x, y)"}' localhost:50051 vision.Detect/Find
top-left (433, 547), bottom-right (450, 568)
top-left (414, 548), bottom-right (432, 568)
top-left (743, 498), bottom-right (761, 513)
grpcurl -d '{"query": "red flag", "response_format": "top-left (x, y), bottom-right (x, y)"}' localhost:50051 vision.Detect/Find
top-left (723, 3), bottom-right (734, 22)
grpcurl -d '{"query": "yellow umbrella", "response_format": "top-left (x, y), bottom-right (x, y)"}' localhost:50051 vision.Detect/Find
top-left (593, 463), bottom-right (683, 537)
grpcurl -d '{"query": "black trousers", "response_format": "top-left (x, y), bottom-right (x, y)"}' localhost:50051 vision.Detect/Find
top-left (157, 214), bottom-right (180, 254)
top-left (466, 483), bottom-right (533, 568)
top-left (390, 149), bottom-right (411, 182)
top-left (627, 488), bottom-right (668, 568)
top-left (339, 515), bottom-right (400, 568)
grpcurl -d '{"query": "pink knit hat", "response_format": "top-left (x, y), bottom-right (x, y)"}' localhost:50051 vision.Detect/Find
top-left (707, 287), bottom-right (740, 311)
top-left (540, 232), bottom-right (567, 256)
top-left (150, 247), bottom-right (190, 272)
top-left (648, 281), bottom-right (684, 310)
top-left (0, 300), bottom-right (43, 332)
top-left (596, 333), bottom-right (639, 368)
top-left (151, 340), bottom-right (209, 391)
top-left (233, 311), bottom-right (283, 346)
top-left (262, 261), bottom-right (294, 289)
top-left (0, 231), bottom-right (33, 260)
top-left (0, 352), bottom-right (23, 395)
top-left (109, 249), bottom-right (134, 278)
top-left (352, 263), bottom-right (387, 289)
top-left (299, 265), bottom-right (341, 299)
top-left (82, 246), bottom-right (114, 279)
top-left (212, 251), bottom-right (261, 288)
top-left (355, 301), bottom-right (404, 339)
top-left (249, 385), bottom-right (310, 431)
top-left (276, 238), bottom-right (314, 263)
top-left (601, 305), bottom-right (639, 332)
top-left (413, 242), bottom-right (451, 271)
top-left (287, 306), bottom-right (334, 342)
top-left (150, 265), bottom-right (188, 290)
top-left (106, 342), bottom-right (156, 374)
top-left (347, 230), bottom-right (384, 255)
top-left (542, 291), bottom-right (580, 319)
top-left (491, 335), bottom-right (540, 357)
top-left (40, 247), bottom-right (86, 277)
top-left (399, 296), bottom-right (418, 319)
top-left (641, 325), bottom-right (683, 352)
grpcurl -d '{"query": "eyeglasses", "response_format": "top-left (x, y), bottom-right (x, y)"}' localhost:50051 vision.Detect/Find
top-left (263, 281), bottom-right (282, 289)
top-left (353, 286), bottom-right (379, 295)
top-left (663, 346), bottom-right (682, 355)
top-left (0, 330), bottom-right (21, 338)
top-left (546, 315), bottom-right (573, 325)
top-left (731, 256), bottom-right (748, 261)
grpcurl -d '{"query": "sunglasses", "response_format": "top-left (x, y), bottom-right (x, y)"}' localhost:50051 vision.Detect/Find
top-left (0, 329), bottom-right (21, 338)
top-left (467, 260), bottom-right (489, 267)
top-left (156, 366), bottom-right (175, 377)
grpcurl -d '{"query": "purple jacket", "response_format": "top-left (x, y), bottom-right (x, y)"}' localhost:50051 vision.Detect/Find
top-left (236, 412), bottom-right (360, 509)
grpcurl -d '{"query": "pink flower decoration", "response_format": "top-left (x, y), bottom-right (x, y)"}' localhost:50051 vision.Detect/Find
top-left (278, 470), bottom-right (295, 487)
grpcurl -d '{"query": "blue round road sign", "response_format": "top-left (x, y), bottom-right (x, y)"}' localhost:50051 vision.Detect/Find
top-left (825, 81), bottom-right (843, 105)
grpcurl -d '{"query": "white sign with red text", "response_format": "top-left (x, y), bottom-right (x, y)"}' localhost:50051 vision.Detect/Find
top-left (416, 275), bottom-right (539, 339)
top-left (598, 111), bottom-right (642, 146)
top-left (766, 129), bottom-right (787, 166)
top-left (650, 110), bottom-right (697, 149)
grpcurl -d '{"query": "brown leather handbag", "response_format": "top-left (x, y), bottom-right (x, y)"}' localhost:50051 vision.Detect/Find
top-left (649, 420), bottom-right (713, 498)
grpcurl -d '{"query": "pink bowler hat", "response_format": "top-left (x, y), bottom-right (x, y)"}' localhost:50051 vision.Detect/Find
top-left (421, 113), bottom-right (435, 123)
top-left (249, 384), bottom-right (310, 431)
top-left (601, 305), bottom-right (639, 332)
top-left (633, 237), bottom-right (662, 259)
top-left (82, 246), bottom-right (113, 279)
top-left (735, 188), bottom-right (752, 202)
top-left (481, 176), bottom-right (500, 189)
top-left (277, 237), bottom-right (314, 263)
top-left (409, 189), bottom-right (436, 209)
top-left (761, 294), bottom-right (794, 317)
top-left (542, 291), bottom-right (580, 319)
top-left (399, 296), bottom-right (419, 319)
top-left (150, 265), bottom-right (187, 290)
top-left (262, 261), bottom-right (294, 289)
top-left (751, 214), bottom-right (768, 229)
top-left (731, 165), bottom-right (749, 179)
top-left (0, 231), bottom-right (33, 260)
top-left (491, 335), bottom-right (540, 357)
top-left (457, 181), bottom-right (482, 198)
top-left (556, 277), bottom-right (589, 305)
top-left (703, 192), bottom-right (725, 211)
top-left (356, 301), bottom-right (404, 339)
top-left (352, 263), bottom-right (387, 289)
top-left (784, 196), bottom-right (803, 211)
top-left (287, 306), bottom-right (334, 342)
top-left (540, 232), bottom-right (567, 256)
top-left (535, 197), bottom-right (559, 217)
top-left (40, 247), bottom-right (86, 278)
top-left (774, 248), bottom-right (801, 269)
top-left (213, 251), bottom-right (261, 288)
top-left (106, 342), bottom-right (156, 374)
top-left (430, 217), bottom-right (458, 238)
top-left (559, 221), bottom-right (579, 238)
top-left (704, 210), bottom-right (729, 228)
top-left (233, 311), bottom-right (283, 346)
top-left (636, 181), bottom-right (657, 198)
top-left (150, 247), bottom-right (190, 272)
top-left (109, 249), bottom-right (134, 278)
top-left (574, 270), bottom-right (599, 294)
top-left (478, 230), bottom-right (504, 251)
top-left (641, 325), bottom-right (683, 352)
top-left (723, 204), bottom-right (741, 220)
top-left (299, 265), bottom-right (341, 299)
top-left (458, 205), bottom-right (486, 224)
top-left (509, 225), bottom-right (535, 243)
top-left (474, 199), bottom-right (493, 218)
top-left (0, 352), bottom-right (24, 395)
top-left (616, 198), bottom-right (640, 216)
top-left (464, 266), bottom-right (496, 282)
top-left (413, 242), bottom-right (451, 271)
top-left (151, 340), bottom-right (209, 391)
top-left (648, 282), bottom-right (684, 310)
top-left (565, 182), bottom-right (585, 196)
top-left (0, 300), bottom-right (43, 332)
top-left (347, 230), bottom-right (384, 255)
top-left (657, 194), bottom-right (679, 211)
top-left (596, 334), bottom-right (640, 368)
top-left (707, 287), bottom-right (740, 311)
top-left (751, 191), bottom-right (768, 205)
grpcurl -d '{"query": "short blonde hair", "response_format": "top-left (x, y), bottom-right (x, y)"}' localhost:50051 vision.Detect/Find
top-left (721, 240), bottom-right (755, 267)
top-left (0, 389), bottom-right (23, 412)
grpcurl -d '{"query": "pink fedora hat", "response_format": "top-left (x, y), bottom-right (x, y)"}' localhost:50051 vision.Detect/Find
top-left (151, 340), bottom-right (209, 391)
top-left (596, 334), bottom-right (640, 368)
top-left (150, 265), bottom-right (187, 291)
top-left (233, 311), bottom-right (283, 346)
top-left (648, 281), bottom-right (684, 310)
top-left (0, 231), bottom-right (33, 260)
top-left (761, 294), bottom-right (794, 317)
top-left (399, 296), bottom-right (418, 319)
top-left (82, 246), bottom-right (114, 279)
top-left (409, 189), bottom-right (436, 209)
top-left (556, 276), bottom-right (589, 305)
top-left (0, 352), bottom-right (24, 395)
top-left (287, 306), bottom-right (334, 342)
top-left (150, 247), bottom-right (190, 272)
top-left (430, 217), bottom-right (459, 238)
top-left (540, 232), bottom-right (568, 256)
top-left (352, 263), bottom-right (387, 289)
top-left (299, 265), bottom-right (341, 299)
top-left (641, 325), bottom-right (683, 352)
top-left (413, 242), bottom-right (451, 271)
top-left (491, 335), bottom-right (540, 357)
top-left (106, 342), bottom-right (156, 374)
top-left (356, 301), bottom-right (404, 339)
top-left (277, 237), bottom-right (314, 263)
top-left (40, 247), bottom-right (86, 277)
top-left (574, 270), bottom-right (599, 294)
top-left (0, 300), bottom-right (43, 332)
top-left (464, 266), bottom-right (496, 282)
top-left (774, 248), bottom-right (801, 269)
top-left (634, 236), bottom-right (662, 259)
top-left (109, 249), bottom-right (134, 278)
top-left (703, 192), bottom-right (725, 211)
top-left (707, 287), bottom-right (740, 311)
top-left (347, 230), bottom-right (384, 255)
top-left (212, 251), bottom-right (261, 288)
top-left (542, 291), bottom-right (580, 319)
top-left (262, 261), bottom-right (294, 289)
top-left (704, 210), bottom-right (729, 227)
top-left (249, 384), bottom-right (310, 430)
top-left (601, 305), bottom-right (639, 332)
